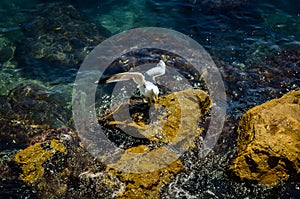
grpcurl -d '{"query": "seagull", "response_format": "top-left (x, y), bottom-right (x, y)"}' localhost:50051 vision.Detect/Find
top-left (97, 60), bottom-right (166, 104)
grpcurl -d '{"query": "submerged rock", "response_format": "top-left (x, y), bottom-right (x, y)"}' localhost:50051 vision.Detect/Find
top-left (8, 82), bottom-right (70, 128)
top-left (0, 83), bottom-right (70, 151)
top-left (0, 36), bottom-right (15, 63)
top-left (17, 2), bottom-right (110, 67)
top-left (230, 90), bottom-right (300, 186)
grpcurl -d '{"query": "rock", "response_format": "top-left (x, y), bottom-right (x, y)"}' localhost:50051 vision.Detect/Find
top-left (0, 36), bottom-right (15, 63)
top-left (8, 82), bottom-right (70, 128)
top-left (106, 145), bottom-right (184, 199)
top-left (11, 127), bottom-right (122, 198)
top-left (97, 89), bottom-right (212, 198)
top-left (229, 90), bottom-right (300, 186)
top-left (100, 89), bottom-right (212, 151)
top-left (14, 139), bottom-right (66, 183)
top-left (16, 2), bottom-right (110, 67)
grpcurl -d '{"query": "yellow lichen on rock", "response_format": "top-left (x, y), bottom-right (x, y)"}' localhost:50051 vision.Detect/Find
top-left (102, 89), bottom-right (212, 149)
top-left (142, 89), bottom-right (211, 147)
top-left (230, 90), bottom-right (300, 186)
top-left (99, 89), bottom-right (212, 197)
top-left (14, 139), bottom-right (66, 183)
top-left (106, 145), bottom-right (184, 199)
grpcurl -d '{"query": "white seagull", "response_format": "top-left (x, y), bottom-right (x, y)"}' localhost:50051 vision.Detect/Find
top-left (98, 60), bottom-right (166, 103)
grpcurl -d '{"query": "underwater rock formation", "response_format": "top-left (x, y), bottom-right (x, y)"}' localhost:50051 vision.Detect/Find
top-left (230, 89), bottom-right (300, 186)
top-left (8, 83), bottom-right (70, 128)
top-left (16, 2), bottom-right (110, 67)
top-left (0, 36), bottom-right (15, 63)
top-left (0, 83), bottom-right (70, 151)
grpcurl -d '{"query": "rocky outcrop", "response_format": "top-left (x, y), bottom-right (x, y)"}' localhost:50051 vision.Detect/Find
top-left (9, 89), bottom-right (212, 198)
top-left (100, 89), bottom-right (212, 150)
top-left (98, 89), bottom-right (212, 198)
top-left (230, 90), bottom-right (300, 186)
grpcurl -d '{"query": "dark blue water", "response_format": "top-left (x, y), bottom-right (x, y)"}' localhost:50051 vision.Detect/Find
top-left (0, 0), bottom-right (299, 198)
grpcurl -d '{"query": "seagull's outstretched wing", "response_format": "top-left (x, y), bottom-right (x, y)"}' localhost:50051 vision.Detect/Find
top-left (145, 60), bottom-right (166, 81)
top-left (103, 72), bottom-right (145, 86)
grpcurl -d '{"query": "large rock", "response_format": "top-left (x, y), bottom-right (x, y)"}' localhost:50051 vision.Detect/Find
top-left (98, 89), bottom-right (212, 198)
top-left (230, 90), bottom-right (300, 186)
top-left (9, 89), bottom-right (212, 198)
top-left (100, 89), bottom-right (212, 152)
top-left (11, 127), bottom-right (121, 199)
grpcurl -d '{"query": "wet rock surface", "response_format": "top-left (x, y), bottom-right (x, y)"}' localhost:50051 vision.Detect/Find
top-left (106, 146), bottom-right (184, 199)
top-left (230, 90), bottom-right (300, 186)
top-left (99, 89), bottom-right (212, 148)
top-left (8, 127), bottom-right (122, 199)
top-left (0, 83), bottom-right (70, 151)
top-left (96, 89), bottom-right (212, 198)
top-left (8, 83), bottom-right (71, 128)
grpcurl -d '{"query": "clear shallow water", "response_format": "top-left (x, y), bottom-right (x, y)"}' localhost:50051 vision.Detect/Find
top-left (0, 0), bottom-right (299, 198)
top-left (0, 0), bottom-right (298, 111)
top-left (0, 0), bottom-right (299, 93)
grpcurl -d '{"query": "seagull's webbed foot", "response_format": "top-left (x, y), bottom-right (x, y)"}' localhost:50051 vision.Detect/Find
top-left (148, 96), bottom-right (159, 106)
top-left (142, 98), bottom-right (148, 104)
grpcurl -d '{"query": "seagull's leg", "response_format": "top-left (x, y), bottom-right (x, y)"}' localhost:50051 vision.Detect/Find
top-left (153, 96), bottom-right (158, 104)
top-left (142, 98), bottom-right (148, 104)
top-left (148, 96), bottom-right (158, 106)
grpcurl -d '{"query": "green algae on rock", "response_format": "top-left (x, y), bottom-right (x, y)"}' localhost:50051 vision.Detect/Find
top-left (230, 89), bottom-right (300, 186)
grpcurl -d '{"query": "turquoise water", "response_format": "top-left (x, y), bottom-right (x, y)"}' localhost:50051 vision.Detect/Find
top-left (0, 0), bottom-right (299, 198)
top-left (0, 0), bottom-right (299, 97)
top-left (0, 0), bottom-right (298, 113)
